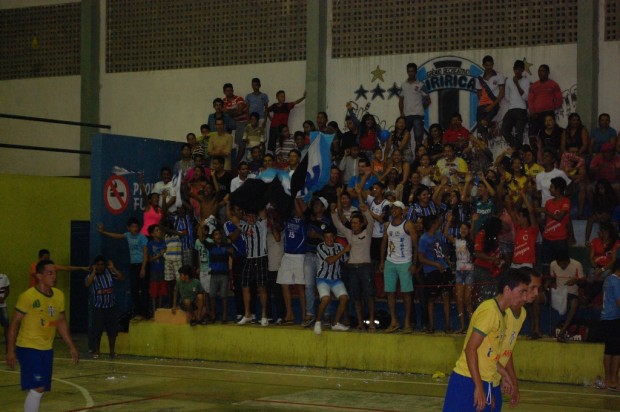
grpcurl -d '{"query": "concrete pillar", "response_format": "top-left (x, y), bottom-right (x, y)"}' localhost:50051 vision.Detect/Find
top-left (80, 0), bottom-right (100, 177)
top-left (576, 0), bottom-right (598, 129)
top-left (305, 1), bottom-right (327, 121)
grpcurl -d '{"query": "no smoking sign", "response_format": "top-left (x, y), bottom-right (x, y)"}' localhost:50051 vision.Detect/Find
top-left (104, 175), bottom-right (130, 215)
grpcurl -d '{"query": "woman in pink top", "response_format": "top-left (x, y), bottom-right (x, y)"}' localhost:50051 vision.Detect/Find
top-left (139, 173), bottom-right (163, 236)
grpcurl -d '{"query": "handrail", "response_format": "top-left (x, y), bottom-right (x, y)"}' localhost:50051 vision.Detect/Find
top-left (0, 143), bottom-right (91, 155)
top-left (0, 113), bottom-right (111, 129)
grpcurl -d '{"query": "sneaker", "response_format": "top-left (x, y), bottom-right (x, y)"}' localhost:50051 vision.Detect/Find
top-left (331, 322), bottom-right (350, 332)
top-left (237, 316), bottom-right (253, 325)
top-left (314, 322), bottom-right (322, 335)
top-left (251, 314), bottom-right (257, 323)
top-left (236, 314), bottom-right (243, 321)
top-left (276, 318), bottom-right (283, 325)
top-left (260, 317), bottom-right (269, 327)
top-left (302, 316), bottom-right (315, 328)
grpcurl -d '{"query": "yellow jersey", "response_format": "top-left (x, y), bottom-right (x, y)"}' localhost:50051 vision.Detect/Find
top-left (493, 306), bottom-right (527, 385)
top-left (15, 287), bottom-right (65, 351)
top-left (525, 163), bottom-right (544, 177)
top-left (454, 299), bottom-right (507, 382)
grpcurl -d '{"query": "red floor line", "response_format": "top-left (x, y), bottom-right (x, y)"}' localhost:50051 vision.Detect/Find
top-left (253, 398), bottom-right (397, 412)
top-left (63, 393), bottom-right (175, 412)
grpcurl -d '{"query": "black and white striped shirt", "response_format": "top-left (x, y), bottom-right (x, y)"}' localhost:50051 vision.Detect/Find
top-left (241, 219), bottom-right (268, 258)
top-left (89, 269), bottom-right (116, 309)
top-left (316, 242), bottom-right (347, 280)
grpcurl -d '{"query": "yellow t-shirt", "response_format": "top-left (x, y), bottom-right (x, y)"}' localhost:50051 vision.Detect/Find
top-left (493, 306), bottom-right (527, 385)
top-left (504, 172), bottom-right (528, 202)
top-left (525, 163), bottom-right (543, 177)
top-left (454, 298), bottom-right (506, 382)
top-left (15, 287), bottom-right (65, 350)
top-left (207, 132), bottom-right (233, 170)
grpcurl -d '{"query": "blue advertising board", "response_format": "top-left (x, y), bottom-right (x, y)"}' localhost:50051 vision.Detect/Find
top-left (90, 133), bottom-right (181, 315)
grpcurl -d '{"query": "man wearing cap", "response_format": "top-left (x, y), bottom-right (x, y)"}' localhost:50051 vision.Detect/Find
top-left (380, 200), bottom-right (418, 333)
top-left (501, 60), bottom-right (530, 149)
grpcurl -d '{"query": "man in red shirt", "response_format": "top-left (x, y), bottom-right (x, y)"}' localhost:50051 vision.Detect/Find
top-left (222, 83), bottom-right (248, 160)
top-left (511, 192), bottom-right (538, 269)
top-left (528, 65), bottom-right (563, 140)
top-left (590, 143), bottom-right (620, 189)
top-left (443, 113), bottom-right (471, 152)
top-left (538, 177), bottom-right (570, 277)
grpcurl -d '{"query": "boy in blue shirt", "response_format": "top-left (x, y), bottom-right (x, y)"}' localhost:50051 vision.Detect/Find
top-left (98, 217), bottom-right (149, 320)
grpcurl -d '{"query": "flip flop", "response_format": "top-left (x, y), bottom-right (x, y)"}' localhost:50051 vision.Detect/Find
top-left (281, 319), bottom-right (295, 326)
top-left (385, 325), bottom-right (400, 334)
top-left (607, 386), bottom-right (620, 392)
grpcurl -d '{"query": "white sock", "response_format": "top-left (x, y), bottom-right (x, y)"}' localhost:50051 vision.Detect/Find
top-left (24, 389), bottom-right (43, 412)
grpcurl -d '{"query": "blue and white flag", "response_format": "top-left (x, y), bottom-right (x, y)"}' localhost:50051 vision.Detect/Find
top-left (291, 131), bottom-right (334, 201)
top-left (257, 167), bottom-right (293, 195)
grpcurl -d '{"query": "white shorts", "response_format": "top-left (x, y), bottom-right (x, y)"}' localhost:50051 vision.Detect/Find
top-left (510, 263), bottom-right (533, 269)
top-left (165, 259), bottom-right (182, 281)
top-left (199, 270), bottom-right (211, 294)
top-left (276, 254), bottom-right (307, 285)
top-left (316, 278), bottom-right (348, 299)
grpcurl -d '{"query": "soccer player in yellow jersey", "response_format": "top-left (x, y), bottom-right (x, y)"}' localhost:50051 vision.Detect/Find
top-left (7, 260), bottom-right (78, 412)
top-left (443, 269), bottom-right (530, 412)
top-left (494, 268), bottom-right (542, 407)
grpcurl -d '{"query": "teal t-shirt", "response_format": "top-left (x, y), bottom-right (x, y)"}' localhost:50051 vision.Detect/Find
top-left (194, 239), bottom-right (211, 273)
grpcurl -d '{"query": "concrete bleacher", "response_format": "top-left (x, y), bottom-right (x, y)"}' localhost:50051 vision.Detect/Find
top-left (103, 319), bottom-right (603, 386)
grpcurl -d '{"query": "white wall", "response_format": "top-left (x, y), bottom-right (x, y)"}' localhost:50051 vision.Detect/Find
top-left (1, 0), bottom-right (618, 176)
top-left (100, 62), bottom-right (307, 141)
top-left (0, 76), bottom-right (81, 176)
top-left (325, 45), bottom-right (578, 133)
top-left (598, 0), bottom-right (620, 127)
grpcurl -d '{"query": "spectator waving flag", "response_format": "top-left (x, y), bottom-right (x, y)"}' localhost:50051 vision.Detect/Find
top-left (230, 168), bottom-right (293, 216)
top-left (230, 132), bottom-right (333, 217)
top-left (291, 131), bottom-right (334, 201)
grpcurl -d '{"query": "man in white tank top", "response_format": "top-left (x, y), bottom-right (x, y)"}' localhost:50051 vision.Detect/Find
top-left (380, 201), bottom-right (418, 333)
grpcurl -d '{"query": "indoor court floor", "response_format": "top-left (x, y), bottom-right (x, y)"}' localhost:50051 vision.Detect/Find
top-left (1, 337), bottom-right (619, 411)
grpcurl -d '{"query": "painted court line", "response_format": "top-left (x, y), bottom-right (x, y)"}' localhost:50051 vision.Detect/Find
top-left (57, 357), bottom-right (619, 400)
top-left (252, 398), bottom-right (396, 411)
top-left (0, 369), bottom-right (94, 408)
top-left (64, 393), bottom-right (175, 412)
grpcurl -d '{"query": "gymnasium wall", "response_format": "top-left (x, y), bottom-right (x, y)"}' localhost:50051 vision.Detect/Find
top-left (0, 0), bottom-right (618, 177)
top-left (0, 174), bottom-right (90, 317)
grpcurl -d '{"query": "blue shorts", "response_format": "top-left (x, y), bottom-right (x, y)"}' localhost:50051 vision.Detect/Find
top-left (16, 347), bottom-right (53, 391)
top-left (443, 371), bottom-right (502, 412)
top-left (455, 269), bottom-right (474, 286)
top-left (384, 260), bottom-right (414, 293)
top-left (316, 278), bottom-right (348, 299)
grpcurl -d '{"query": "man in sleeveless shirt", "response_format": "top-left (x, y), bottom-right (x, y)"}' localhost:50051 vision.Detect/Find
top-left (380, 201), bottom-right (418, 333)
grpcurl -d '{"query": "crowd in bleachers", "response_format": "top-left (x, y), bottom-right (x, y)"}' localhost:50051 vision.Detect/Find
top-left (99, 58), bottom-right (620, 340)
